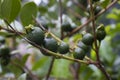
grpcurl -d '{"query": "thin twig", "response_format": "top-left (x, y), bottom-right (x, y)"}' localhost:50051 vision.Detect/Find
top-left (4, 20), bottom-right (40, 80)
top-left (59, 0), bottom-right (64, 39)
top-left (1, 20), bottom-right (90, 64)
top-left (45, 57), bottom-right (55, 80)
top-left (0, 25), bottom-right (25, 35)
top-left (64, 0), bottom-right (118, 38)
top-left (89, 0), bottom-right (112, 80)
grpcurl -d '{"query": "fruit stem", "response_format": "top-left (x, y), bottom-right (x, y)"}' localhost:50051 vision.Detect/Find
top-left (42, 48), bottom-right (90, 64)
top-left (48, 32), bottom-right (62, 43)
top-left (59, 0), bottom-right (64, 39)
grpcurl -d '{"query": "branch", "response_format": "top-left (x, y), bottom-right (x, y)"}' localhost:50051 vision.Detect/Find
top-left (45, 57), bottom-right (55, 80)
top-left (0, 25), bottom-right (25, 35)
top-left (88, 0), bottom-right (113, 80)
top-left (64, 0), bottom-right (118, 37)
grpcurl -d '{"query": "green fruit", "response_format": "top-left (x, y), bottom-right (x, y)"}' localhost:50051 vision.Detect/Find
top-left (82, 33), bottom-right (94, 45)
top-left (97, 24), bottom-right (105, 31)
top-left (0, 36), bottom-right (5, 44)
top-left (26, 27), bottom-right (45, 45)
top-left (58, 42), bottom-right (69, 54)
top-left (77, 41), bottom-right (89, 52)
top-left (43, 37), bottom-right (58, 52)
top-left (0, 46), bottom-right (10, 57)
top-left (62, 22), bottom-right (73, 32)
top-left (96, 30), bottom-right (106, 41)
top-left (0, 56), bottom-right (10, 66)
top-left (73, 47), bottom-right (86, 60)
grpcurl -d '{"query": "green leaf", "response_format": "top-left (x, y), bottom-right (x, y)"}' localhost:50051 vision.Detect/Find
top-left (106, 8), bottom-right (120, 20)
top-left (39, 6), bottom-right (48, 15)
top-left (73, 33), bottom-right (82, 42)
top-left (0, 0), bottom-right (21, 23)
top-left (99, 40), bottom-right (116, 66)
top-left (18, 73), bottom-right (27, 80)
top-left (48, 0), bottom-right (56, 7)
top-left (32, 57), bottom-right (50, 70)
top-left (100, 0), bottom-right (110, 8)
top-left (20, 2), bottom-right (38, 26)
top-left (105, 23), bottom-right (120, 37)
top-left (106, 13), bottom-right (118, 20)
top-left (21, 54), bottom-right (30, 66)
top-left (32, 57), bottom-right (51, 77)
top-left (51, 59), bottom-right (72, 79)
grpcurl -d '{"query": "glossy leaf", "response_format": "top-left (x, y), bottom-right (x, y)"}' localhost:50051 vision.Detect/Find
top-left (0, 0), bottom-right (21, 23)
top-left (20, 2), bottom-right (38, 26)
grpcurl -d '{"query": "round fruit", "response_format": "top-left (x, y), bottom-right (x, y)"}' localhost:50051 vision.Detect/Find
top-left (26, 27), bottom-right (45, 45)
top-left (0, 46), bottom-right (10, 57)
top-left (43, 37), bottom-right (58, 52)
top-left (77, 41), bottom-right (89, 52)
top-left (0, 36), bottom-right (5, 44)
top-left (58, 42), bottom-right (69, 54)
top-left (73, 47), bottom-right (85, 60)
top-left (96, 24), bottom-right (105, 31)
top-left (96, 30), bottom-right (106, 41)
top-left (0, 56), bottom-right (10, 66)
top-left (62, 22), bottom-right (73, 32)
top-left (82, 33), bottom-right (94, 45)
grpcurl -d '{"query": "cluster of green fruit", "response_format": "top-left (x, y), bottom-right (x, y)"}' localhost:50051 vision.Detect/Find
top-left (73, 24), bottom-right (106, 60)
top-left (26, 24), bottom-right (106, 59)
top-left (26, 27), bottom-right (70, 56)
top-left (0, 36), bottom-right (11, 66)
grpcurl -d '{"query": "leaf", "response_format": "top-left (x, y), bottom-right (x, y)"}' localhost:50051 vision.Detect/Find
top-left (73, 33), bottom-right (82, 42)
top-left (39, 6), bottom-right (48, 15)
top-left (100, 0), bottom-right (110, 8)
top-left (32, 57), bottom-right (51, 77)
top-left (18, 73), bottom-right (27, 80)
top-left (99, 40), bottom-right (116, 66)
top-left (32, 57), bottom-right (49, 70)
top-left (105, 23), bottom-right (120, 37)
top-left (0, 0), bottom-right (21, 23)
top-left (51, 59), bottom-right (72, 79)
top-left (21, 54), bottom-right (30, 66)
top-left (106, 8), bottom-right (120, 20)
top-left (106, 13), bottom-right (119, 20)
top-left (20, 2), bottom-right (38, 26)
